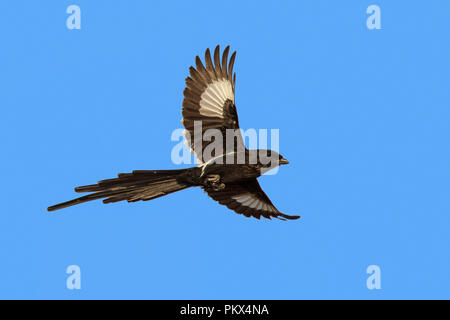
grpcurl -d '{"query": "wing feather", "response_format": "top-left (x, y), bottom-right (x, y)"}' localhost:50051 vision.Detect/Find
top-left (181, 45), bottom-right (243, 163)
top-left (204, 179), bottom-right (300, 221)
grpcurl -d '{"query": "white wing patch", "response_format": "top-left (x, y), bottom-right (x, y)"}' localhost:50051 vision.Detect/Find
top-left (183, 129), bottom-right (203, 164)
top-left (232, 193), bottom-right (276, 212)
top-left (199, 79), bottom-right (234, 118)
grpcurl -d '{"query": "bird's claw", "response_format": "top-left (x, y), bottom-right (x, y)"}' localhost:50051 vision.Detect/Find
top-left (212, 183), bottom-right (225, 191)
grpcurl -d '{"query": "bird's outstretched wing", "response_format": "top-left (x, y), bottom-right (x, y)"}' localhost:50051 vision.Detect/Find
top-left (204, 179), bottom-right (300, 220)
top-left (182, 45), bottom-right (245, 163)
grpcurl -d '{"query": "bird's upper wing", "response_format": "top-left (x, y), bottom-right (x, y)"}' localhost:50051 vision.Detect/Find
top-left (204, 179), bottom-right (300, 220)
top-left (182, 45), bottom-right (245, 163)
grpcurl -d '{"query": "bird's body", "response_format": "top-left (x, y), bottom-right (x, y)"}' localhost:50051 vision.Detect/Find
top-left (48, 46), bottom-right (300, 220)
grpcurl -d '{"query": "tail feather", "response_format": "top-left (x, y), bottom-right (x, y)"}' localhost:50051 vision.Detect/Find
top-left (47, 169), bottom-right (191, 212)
top-left (74, 170), bottom-right (185, 193)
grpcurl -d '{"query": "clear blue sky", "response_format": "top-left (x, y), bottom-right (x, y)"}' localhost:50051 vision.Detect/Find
top-left (1, 1), bottom-right (449, 299)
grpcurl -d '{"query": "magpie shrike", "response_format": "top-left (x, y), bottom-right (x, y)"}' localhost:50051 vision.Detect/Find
top-left (48, 46), bottom-right (299, 220)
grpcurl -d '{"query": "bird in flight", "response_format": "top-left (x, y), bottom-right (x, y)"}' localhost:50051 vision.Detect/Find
top-left (48, 45), bottom-right (299, 220)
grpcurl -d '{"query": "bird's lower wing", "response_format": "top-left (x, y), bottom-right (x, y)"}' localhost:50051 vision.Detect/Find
top-left (204, 179), bottom-right (300, 220)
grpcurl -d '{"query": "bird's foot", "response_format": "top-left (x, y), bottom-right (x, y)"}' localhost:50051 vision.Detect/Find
top-left (204, 174), bottom-right (225, 191)
top-left (212, 183), bottom-right (226, 191)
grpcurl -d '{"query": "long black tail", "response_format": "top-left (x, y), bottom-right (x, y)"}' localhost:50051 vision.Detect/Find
top-left (47, 169), bottom-right (191, 212)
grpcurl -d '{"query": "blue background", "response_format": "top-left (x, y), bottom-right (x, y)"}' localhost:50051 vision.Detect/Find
top-left (1, 1), bottom-right (449, 299)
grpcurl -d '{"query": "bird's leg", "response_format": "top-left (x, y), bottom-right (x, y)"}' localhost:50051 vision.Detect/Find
top-left (206, 174), bottom-right (220, 183)
top-left (204, 174), bottom-right (225, 191)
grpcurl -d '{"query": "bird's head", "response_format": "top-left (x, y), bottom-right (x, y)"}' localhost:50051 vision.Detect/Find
top-left (278, 153), bottom-right (289, 165)
top-left (256, 150), bottom-right (289, 169)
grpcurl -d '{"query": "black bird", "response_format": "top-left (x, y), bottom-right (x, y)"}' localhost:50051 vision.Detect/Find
top-left (48, 46), bottom-right (299, 221)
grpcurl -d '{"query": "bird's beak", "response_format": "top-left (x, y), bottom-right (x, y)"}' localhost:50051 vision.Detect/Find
top-left (279, 158), bottom-right (289, 165)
